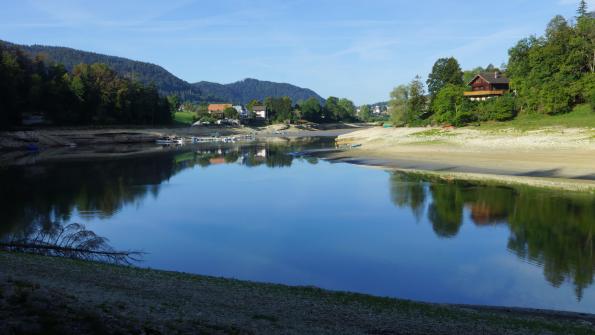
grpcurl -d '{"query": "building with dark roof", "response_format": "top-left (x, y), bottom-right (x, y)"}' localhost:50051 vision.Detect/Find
top-left (464, 72), bottom-right (510, 101)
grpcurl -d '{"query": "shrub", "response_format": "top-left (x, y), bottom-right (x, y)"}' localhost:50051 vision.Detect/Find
top-left (474, 95), bottom-right (517, 121)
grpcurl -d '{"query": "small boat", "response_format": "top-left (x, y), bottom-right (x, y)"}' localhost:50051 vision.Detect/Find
top-left (351, 144), bottom-right (362, 148)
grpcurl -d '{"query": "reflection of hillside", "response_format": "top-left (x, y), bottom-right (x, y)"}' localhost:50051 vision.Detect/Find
top-left (0, 151), bottom-right (181, 238)
top-left (185, 138), bottom-right (332, 169)
top-left (1, 138), bottom-right (333, 240)
top-left (388, 172), bottom-right (595, 299)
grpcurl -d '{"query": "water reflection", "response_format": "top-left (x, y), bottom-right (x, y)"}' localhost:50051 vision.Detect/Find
top-left (0, 138), bottom-right (330, 238)
top-left (389, 172), bottom-right (595, 299)
top-left (2, 141), bottom-right (594, 309)
top-left (0, 153), bottom-right (176, 237)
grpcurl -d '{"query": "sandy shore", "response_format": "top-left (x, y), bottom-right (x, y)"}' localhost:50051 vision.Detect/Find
top-left (0, 125), bottom-right (363, 167)
top-left (328, 126), bottom-right (595, 191)
top-left (0, 123), bottom-right (366, 151)
top-left (1, 252), bottom-right (594, 334)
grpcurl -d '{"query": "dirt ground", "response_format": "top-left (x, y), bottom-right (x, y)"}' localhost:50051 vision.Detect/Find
top-left (0, 123), bottom-right (367, 151)
top-left (1, 252), bottom-right (594, 335)
top-left (329, 126), bottom-right (595, 191)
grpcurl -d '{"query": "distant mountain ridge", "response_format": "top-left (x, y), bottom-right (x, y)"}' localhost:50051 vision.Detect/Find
top-left (1, 40), bottom-right (324, 104)
top-left (194, 78), bottom-right (325, 104)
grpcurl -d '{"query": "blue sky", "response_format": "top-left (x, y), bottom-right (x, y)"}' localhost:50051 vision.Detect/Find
top-left (0, 0), bottom-right (591, 104)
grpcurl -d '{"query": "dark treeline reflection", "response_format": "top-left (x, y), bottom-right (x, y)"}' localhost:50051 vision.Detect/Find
top-left (0, 138), bottom-right (329, 239)
top-left (389, 172), bottom-right (595, 299)
top-left (0, 152), bottom-right (178, 238)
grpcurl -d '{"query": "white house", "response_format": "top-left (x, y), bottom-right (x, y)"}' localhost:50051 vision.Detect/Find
top-left (252, 106), bottom-right (267, 119)
top-left (233, 105), bottom-right (249, 118)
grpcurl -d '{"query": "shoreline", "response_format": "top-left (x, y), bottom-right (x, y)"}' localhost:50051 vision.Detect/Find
top-left (0, 126), bottom-right (360, 167)
top-left (1, 251), bottom-right (594, 334)
top-left (0, 123), bottom-right (366, 151)
top-left (326, 126), bottom-right (595, 192)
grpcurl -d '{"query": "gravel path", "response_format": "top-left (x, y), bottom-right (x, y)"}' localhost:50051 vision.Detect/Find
top-left (1, 252), bottom-right (594, 334)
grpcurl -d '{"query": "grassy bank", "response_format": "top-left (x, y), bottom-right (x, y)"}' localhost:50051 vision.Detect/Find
top-left (1, 251), bottom-right (594, 334)
top-left (473, 104), bottom-right (595, 131)
top-left (174, 111), bottom-right (197, 125)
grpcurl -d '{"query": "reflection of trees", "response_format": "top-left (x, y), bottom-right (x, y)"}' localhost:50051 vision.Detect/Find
top-left (1, 138), bottom-right (333, 240)
top-left (506, 191), bottom-right (595, 300)
top-left (389, 173), bottom-right (426, 220)
top-left (427, 184), bottom-right (464, 238)
top-left (0, 151), bottom-right (180, 238)
top-left (388, 172), bottom-right (595, 299)
top-left (189, 138), bottom-right (333, 169)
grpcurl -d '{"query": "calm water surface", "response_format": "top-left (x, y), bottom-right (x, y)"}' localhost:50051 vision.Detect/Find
top-left (2, 138), bottom-right (594, 313)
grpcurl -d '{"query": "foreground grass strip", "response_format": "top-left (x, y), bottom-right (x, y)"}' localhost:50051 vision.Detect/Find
top-left (1, 251), bottom-right (594, 334)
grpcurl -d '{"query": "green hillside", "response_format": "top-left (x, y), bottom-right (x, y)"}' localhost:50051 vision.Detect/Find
top-left (1, 40), bottom-right (324, 104)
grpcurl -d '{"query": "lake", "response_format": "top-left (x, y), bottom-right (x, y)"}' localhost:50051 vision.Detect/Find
top-left (1, 137), bottom-right (594, 313)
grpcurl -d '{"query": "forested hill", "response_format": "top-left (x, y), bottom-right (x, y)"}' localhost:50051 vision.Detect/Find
top-left (1, 40), bottom-right (200, 101)
top-left (1, 40), bottom-right (324, 104)
top-left (194, 78), bottom-right (325, 104)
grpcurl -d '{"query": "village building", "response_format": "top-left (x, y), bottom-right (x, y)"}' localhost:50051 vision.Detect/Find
top-left (208, 103), bottom-right (233, 118)
top-left (252, 105), bottom-right (267, 119)
top-left (463, 72), bottom-right (510, 101)
top-left (233, 105), bottom-right (249, 118)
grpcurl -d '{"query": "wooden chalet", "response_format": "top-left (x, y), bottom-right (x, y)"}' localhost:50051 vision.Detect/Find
top-left (464, 72), bottom-right (510, 101)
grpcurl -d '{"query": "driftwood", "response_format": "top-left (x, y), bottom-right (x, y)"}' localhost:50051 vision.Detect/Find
top-left (1, 223), bottom-right (143, 265)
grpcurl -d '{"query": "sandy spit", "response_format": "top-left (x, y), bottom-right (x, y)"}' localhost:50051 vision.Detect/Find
top-left (330, 127), bottom-right (595, 191)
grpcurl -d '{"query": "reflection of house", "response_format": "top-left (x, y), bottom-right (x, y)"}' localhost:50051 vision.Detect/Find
top-left (208, 103), bottom-right (232, 117)
top-left (252, 105), bottom-right (267, 119)
top-left (256, 148), bottom-right (267, 158)
top-left (464, 72), bottom-right (510, 101)
top-left (208, 157), bottom-right (226, 165)
top-left (468, 203), bottom-right (508, 225)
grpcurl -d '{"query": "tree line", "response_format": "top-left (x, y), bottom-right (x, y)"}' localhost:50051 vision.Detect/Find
top-left (179, 96), bottom-right (357, 124)
top-left (247, 96), bottom-right (357, 123)
top-left (390, 1), bottom-right (594, 126)
top-left (0, 43), bottom-right (173, 128)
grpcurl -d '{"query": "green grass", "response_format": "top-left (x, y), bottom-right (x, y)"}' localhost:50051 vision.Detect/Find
top-left (410, 129), bottom-right (456, 137)
top-left (174, 111), bottom-right (197, 125)
top-left (472, 104), bottom-right (595, 131)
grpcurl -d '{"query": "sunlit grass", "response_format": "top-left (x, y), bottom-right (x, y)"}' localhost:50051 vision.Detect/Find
top-left (409, 129), bottom-right (456, 137)
top-left (174, 111), bottom-right (196, 125)
top-left (472, 104), bottom-right (594, 131)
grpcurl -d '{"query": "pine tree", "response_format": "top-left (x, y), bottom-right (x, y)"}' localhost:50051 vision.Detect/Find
top-left (577, 0), bottom-right (588, 18)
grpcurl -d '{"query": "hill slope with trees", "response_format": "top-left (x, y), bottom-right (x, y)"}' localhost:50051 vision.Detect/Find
top-left (194, 78), bottom-right (325, 105)
top-left (388, 4), bottom-right (594, 127)
top-left (1, 40), bottom-right (324, 104)
top-left (0, 43), bottom-right (172, 128)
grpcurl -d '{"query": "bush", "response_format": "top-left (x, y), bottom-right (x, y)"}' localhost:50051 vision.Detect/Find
top-left (431, 84), bottom-right (465, 124)
top-left (475, 95), bottom-right (517, 121)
